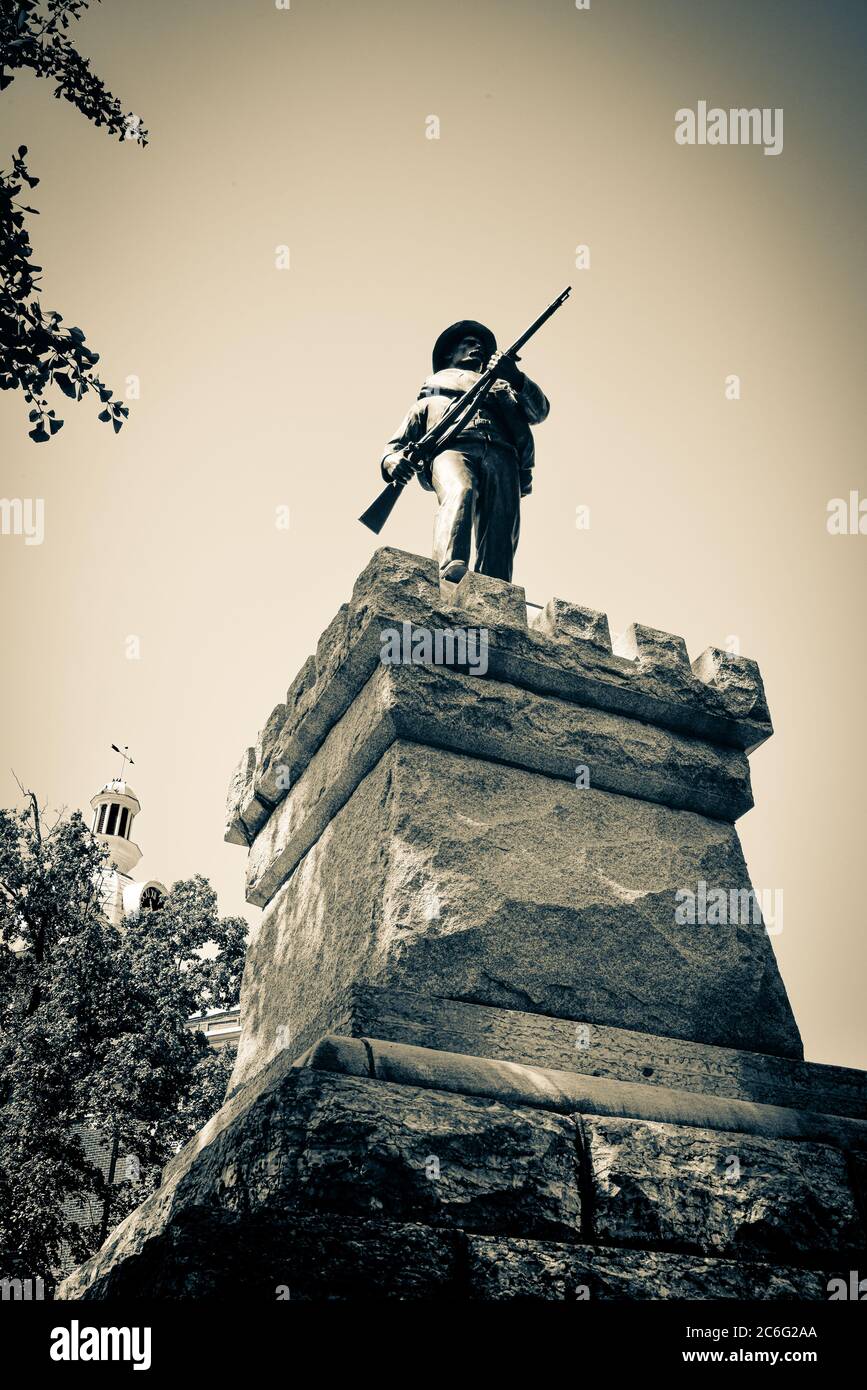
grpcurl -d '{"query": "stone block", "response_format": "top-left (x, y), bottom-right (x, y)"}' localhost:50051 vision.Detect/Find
top-left (346, 985), bottom-right (866, 1120)
top-left (691, 648), bottom-right (772, 749)
top-left (58, 1064), bottom-right (582, 1298)
top-left (224, 747), bottom-right (269, 846)
top-left (619, 622), bottom-right (693, 681)
top-left (582, 1114), bottom-right (865, 1265)
top-left (231, 740), bottom-right (800, 1095)
top-left (531, 598), bottom-right (612, 652)
top-left (448, 568), bottom-right (528, 629)
top-left (465, 1235), bottom-right (828, 1301)
top-left (293, 1032), bottom-right (867, 1152)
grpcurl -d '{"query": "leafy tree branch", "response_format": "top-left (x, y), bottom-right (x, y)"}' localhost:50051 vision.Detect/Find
top-left (0, 1), bottom-right (148, 441)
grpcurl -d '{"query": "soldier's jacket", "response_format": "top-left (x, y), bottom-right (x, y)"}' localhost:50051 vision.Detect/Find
top-left (381, 368), bottom-right (550, 498)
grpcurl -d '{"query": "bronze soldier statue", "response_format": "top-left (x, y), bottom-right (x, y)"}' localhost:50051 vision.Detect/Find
top-left (380, 319), bottom-right (551, 584)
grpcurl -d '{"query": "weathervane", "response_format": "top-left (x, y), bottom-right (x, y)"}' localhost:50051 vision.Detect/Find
top-left (110, 743), bottom-right (134, 779)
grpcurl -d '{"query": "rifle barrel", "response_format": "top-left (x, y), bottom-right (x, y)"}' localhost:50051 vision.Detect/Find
top-left (507, 286), bottom-right (571, 357)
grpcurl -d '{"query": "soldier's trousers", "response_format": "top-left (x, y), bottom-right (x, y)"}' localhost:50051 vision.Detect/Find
top-left (430, 439), bottom-right (521, 583)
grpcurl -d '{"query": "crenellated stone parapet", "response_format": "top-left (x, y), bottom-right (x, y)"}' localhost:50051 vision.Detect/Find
top-left (225, 548), bottom-right (772, 851)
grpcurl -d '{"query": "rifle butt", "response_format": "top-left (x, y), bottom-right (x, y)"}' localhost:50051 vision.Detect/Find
top-left (359, 480), bottom-right (404, 534)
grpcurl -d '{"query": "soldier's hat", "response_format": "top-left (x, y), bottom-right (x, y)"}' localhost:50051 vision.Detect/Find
top-left (432, 319), bottom-right (497, 373)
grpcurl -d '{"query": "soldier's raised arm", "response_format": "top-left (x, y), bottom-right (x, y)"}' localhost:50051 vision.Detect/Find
top-left (487, 349), bottom-right (550, 424)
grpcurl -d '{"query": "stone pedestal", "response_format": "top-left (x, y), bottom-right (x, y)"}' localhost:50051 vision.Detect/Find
top-left (60, 550), bottom-right (867, 1301)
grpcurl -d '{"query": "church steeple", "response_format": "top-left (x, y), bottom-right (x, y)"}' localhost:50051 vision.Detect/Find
top-left (91, 779), bottom-right (142, 876)
top-left (89, 754), bottom-right (165, 925)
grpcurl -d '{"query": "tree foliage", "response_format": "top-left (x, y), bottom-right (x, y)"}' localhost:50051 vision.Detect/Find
top-left (1, 2), bottom-right (148, 136)
top-left (0, 794), bottom-right (247, 1288)
top-left (0, 1), bottom-right (147, 441)
top-left (0, 146), bottom-right (131, 440)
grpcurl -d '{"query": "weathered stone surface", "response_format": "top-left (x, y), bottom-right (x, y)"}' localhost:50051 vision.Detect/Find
top-left (449, 567), bottom-right (527, 629)
top-left (63, 1216), bottom-right (837, 1301)
top-left (59, 1063), bottom-right (582, 1299)
top-left (224, 747), bottom-right (269, 847)
top-left (263, 1071), bottom-right (581, 1242)
top-left (465, 1235), bottom-right (828, 1301)
top-left (244, 662), bottom-right (398, 909)
top-left (347, 546), bottom-right (443, 636)
top-left (61, 1210), bottom-right (464, 1301)
top-left (294, 1033), bottom-right (867, 1151)
top-left (846, 1149), bottom-right (867, 1219)
top-left (532, 598), bottom-right (612, 652)
top-left (691, 648), bottom-right (772, 751)
top-left (618, 623), bottom-right (693, 683)
top-left (62, 1053), bottom-right (856, 1298)
top-left (344, 554), bottom-right (773, 750)
top-left (231, 740), bottom-right (800, 1094)
top-left (245, 661), bottom-right (756, 910)
top-left (582, 1115), bottom-right (866, 1265)
top-left (347, 986), bottom-right (867, 1120)
top-left (225, 548), bottom-right (775, 843)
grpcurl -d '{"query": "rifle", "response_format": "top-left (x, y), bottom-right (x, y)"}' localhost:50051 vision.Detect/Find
top-left (358, 286), bottom-right (571, 534)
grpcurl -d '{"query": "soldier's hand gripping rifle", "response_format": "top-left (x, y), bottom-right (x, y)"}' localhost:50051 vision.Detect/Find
top-left (358, 286), bottom-right (572, 534)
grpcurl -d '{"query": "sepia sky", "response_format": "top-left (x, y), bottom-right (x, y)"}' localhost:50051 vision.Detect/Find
top-left (1, 0), bottom-right (865, 1067)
